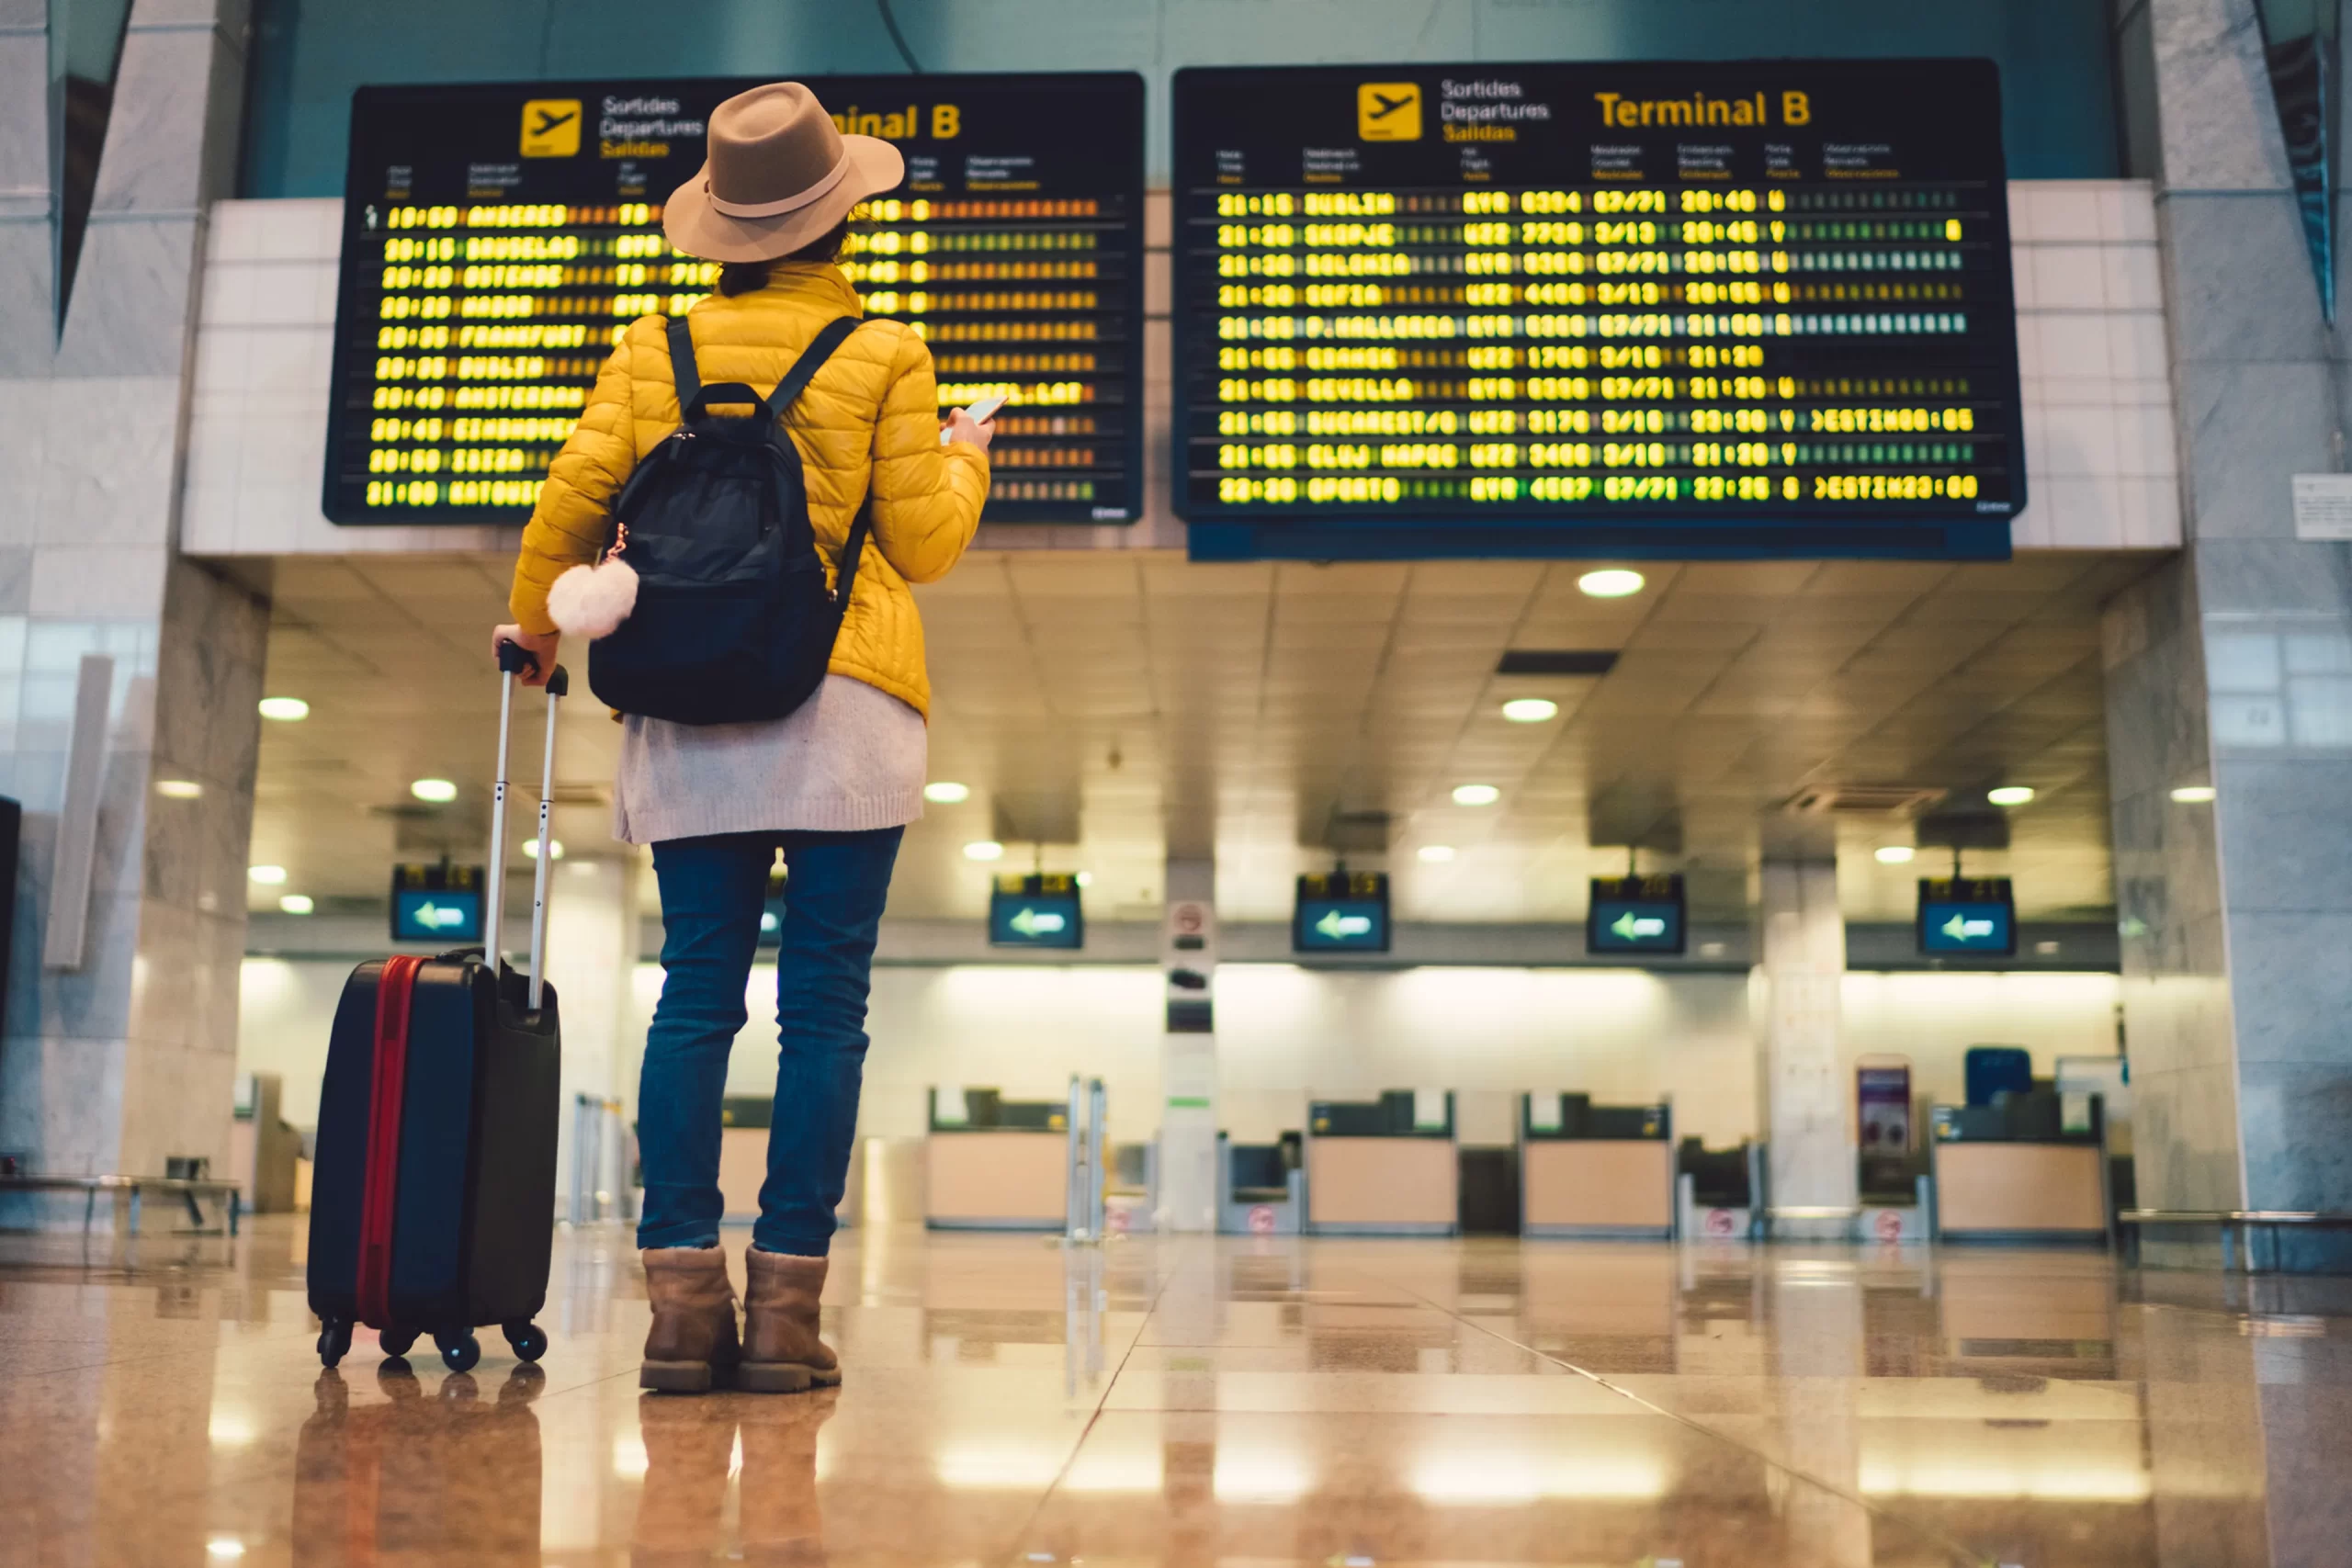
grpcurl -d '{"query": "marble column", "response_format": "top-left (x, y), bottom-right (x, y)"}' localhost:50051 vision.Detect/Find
top-left (1758, 855), bottom-right (1855, 1238)
top-left (1157, 855), bottom-right (1217, 1234)
top-left (0, 0), bottom-right (264, 1222)
top-left (541, 853), bottom-right (646, 1214)
top-left (2104, 0), bottom-right (2352, 1267)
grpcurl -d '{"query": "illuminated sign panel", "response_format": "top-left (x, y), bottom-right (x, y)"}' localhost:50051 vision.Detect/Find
top-left (389, 863), bottom-right (484, 943)
top-left (1171, 61), bottom-right (2021, 561)
top-left (1587, 874), bottom-right (1687, 955)
top-left (329, 73), bottom-right (1145, 526)
top-left (1295, 872), bottom-right (1392, 953)
top-left (989, 874), bottom-right (1085, 950)
top-left (1917, 877), bottom-right (2017, 956)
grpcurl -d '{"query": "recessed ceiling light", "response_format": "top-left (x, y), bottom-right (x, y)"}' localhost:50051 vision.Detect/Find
top-left (1874, 845), bottom-right (1916, 864)
top-left (1577, 569), bottom-right (1645, 599)
top-left (411, 777), bottom-right (459, 804)
top-left (522, 839), bottom-right (565, 861)
top-left (1419, 845), bottom-right (1457, 863)
top-left (1986, 785), bottom-right (2035, 807)
top-left (2170, 784), bottom-right (2217, 804)
top-left (964, 840), bottom-right (1004, 862)
top-left (1500, 697), bottom-right (1559, 723)
top-left (206, 1541), bottom-right (247, 1562)
top-left (257, 696), bottom-right (310, 722)
top-left (248, 864), bottom-right (288, 886)
top-left (1452, 784), bottom-right (1500, 807)
top-left (154, 779), bottom-right (203, 800)
top-left (277, 895), bottom-right (314, 916)
top-left (923, 781), bottom-right (971, 804)
top-left (1075, 871), bottom-right (1092, 887)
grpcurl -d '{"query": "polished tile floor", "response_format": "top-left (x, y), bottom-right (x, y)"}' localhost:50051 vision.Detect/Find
top-left (3, 1220), bottom-right (2348, 1566)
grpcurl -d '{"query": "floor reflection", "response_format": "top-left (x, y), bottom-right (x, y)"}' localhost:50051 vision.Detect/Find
top-left (0, 1221), bottom-right (2346, 1565)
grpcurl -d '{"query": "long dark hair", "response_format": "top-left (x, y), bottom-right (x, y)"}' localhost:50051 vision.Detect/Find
top-left (716, 218), bottom-right (854, 297)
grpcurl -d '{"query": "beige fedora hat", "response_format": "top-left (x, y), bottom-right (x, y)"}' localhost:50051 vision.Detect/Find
top-left (665, 83), bottom-right (904, 263)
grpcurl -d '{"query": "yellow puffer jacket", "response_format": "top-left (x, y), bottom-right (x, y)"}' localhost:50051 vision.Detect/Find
top-left (508, 262), bottom-right (988, 718)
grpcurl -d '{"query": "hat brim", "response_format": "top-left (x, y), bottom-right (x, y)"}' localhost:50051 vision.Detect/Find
top-left (663, 135), bottom-right (906, 264)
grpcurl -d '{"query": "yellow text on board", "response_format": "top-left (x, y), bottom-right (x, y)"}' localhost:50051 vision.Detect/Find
top-left (1593, 91), bottom-right (1812, 129)
top-left (831, 104), bottom-right (962, 140)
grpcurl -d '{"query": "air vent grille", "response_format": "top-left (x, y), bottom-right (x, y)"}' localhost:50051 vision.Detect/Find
top-left (1497, 649), bottom-right (1619, 677)
top-left (1783, 784), bottom-right (1949, 818)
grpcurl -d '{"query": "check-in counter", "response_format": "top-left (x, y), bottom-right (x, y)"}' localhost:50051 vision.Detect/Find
top-left (718, 1097), bottom-right (865, 1226)
top-left (1218, 1131), bottom-right (1305, 1235)
top-left (924, 1088), bottom-right (1069, 1231)
top-left (1520, 1094), bottom-right (1675, 1239)
top-left (1306, 1092), bottom-right (1457, 1235)
top-left (1930, 1094), bottom-right (2110, 1244)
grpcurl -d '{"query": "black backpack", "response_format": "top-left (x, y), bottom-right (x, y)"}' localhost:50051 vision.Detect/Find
top-left (587, 316), bottom-right (869, 726)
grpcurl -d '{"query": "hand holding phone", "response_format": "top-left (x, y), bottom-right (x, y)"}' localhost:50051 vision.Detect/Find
top-left (941, 393), bottom-right (1006, 447)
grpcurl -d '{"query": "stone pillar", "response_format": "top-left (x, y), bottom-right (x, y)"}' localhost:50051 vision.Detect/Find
top-left (1758, 855), bottom-right (1854, 1237)
top-left (0, 0), bottom-right (265, 1219)
top-left (1157, 855), bottom-right (1217, 1234)
top-left (2105, 0), bottom-right (2352, 1266)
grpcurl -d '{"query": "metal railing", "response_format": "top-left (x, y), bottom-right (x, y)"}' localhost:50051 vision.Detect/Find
top-left (1064, 1075), bottom-right (1108, 1244)
top-left (2118, 1208), bottom-right (2352, 1273)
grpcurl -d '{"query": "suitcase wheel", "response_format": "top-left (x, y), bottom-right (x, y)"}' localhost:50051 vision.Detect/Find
top-left (317, 1319), bottom-right (353, 1369)
top-left (379, 1327), bottom-right (417, 1360)
top-left (435, 1331), bottom-right (481, 1373)
top-left (503, 1320), bottom-right (548, 1363)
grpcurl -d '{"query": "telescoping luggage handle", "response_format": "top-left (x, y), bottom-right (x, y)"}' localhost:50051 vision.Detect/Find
top-left (488, 641), bottom-right (566, 1010)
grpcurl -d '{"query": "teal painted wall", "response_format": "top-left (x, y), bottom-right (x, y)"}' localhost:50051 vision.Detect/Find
top-left (241, 0), bottom-right (2120, 197)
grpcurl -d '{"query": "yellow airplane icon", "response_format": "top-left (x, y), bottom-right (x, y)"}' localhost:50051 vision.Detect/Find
top-left (1357, 82), bottom-right (1422, 141)
top-left (520, 98), bottom-right (582, 158)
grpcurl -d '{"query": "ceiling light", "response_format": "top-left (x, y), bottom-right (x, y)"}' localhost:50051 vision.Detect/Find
top-left (1419, 845), bottom-right (1456, 863)
top-left (1986, 785), bottom-right (2035, 807)
top-left (522, 839), bottom-right (564, 861)
top-left (248, 864), bottom-right (288, 886)
top-left (964, 840), bottom-right (1004, 862)
top-left (257, 696), bottom-right (310, 722)
top-left (1075, 871), bottom-right (1092, 887)
top-left (1874, 845), bottom-right (1916, 865)
top-left (154, 779), bottom-right (203, 800)
top-left (277, 895), bottom-right (315, 916)
top-left (1577, 568), bottom-right (1645, 599)
top-left (411, 777), bottom-right (458, 804)
top-left (2170, 784), bottom-right (2217, 804)
top-left (923, 781), bottom-right (971, 804)
top-left (1452, 784), bottom-right (1500, 807)
top-left (1500, 697), bottom-right (1559, 723)
top-left (206, 1542), bottom-right (247, 1562)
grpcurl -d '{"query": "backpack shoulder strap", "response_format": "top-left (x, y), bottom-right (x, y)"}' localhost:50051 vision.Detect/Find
top-left (763, 316), bottom-right (863, 421)
top-left (831, 502), bottom-right (873, 609)
top-left (666, 317), bottom-right (701, 413)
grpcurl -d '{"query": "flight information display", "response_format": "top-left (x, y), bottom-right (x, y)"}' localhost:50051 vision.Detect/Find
top-left (327, 73), bottom-right (1144, 525)
top-left (1172, 60), bottom-right (2022, 560)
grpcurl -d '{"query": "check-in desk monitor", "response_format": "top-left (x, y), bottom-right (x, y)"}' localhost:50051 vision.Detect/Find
top-left (1306, 1091), bottom-right (1457, 1235)
top-left (1930, 1089), bottom-right (2109, 1244)
top-left (1521, 1093), bottom-right (1675, 1239)
top-left (924, 1087), bottom-right (1071, 1231)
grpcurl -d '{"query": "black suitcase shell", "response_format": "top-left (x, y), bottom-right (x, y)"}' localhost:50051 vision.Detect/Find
top-left (306, 954), bottom-right (560, 1345)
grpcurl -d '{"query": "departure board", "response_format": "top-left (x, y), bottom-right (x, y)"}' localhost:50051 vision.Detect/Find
top-left (1172, 61), bottom-right (2022, 560)
top-left (326, 73), bottom-right (1144, 525)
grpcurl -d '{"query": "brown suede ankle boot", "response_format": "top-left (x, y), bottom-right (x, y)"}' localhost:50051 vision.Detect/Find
top-left (639, 1246), bottom-right (741, 1393)
top-left (741, 1248), bottom-right (837, 1393)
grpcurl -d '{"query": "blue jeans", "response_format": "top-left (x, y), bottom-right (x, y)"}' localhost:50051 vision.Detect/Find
top-left (636, 827), bottom-right (902, 1256)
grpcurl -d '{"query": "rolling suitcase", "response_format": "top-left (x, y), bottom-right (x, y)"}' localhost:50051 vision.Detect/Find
top-left (308, 644), bottom-right (569, 1372)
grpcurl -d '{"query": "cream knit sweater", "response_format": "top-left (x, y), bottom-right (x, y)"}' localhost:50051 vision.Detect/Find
top-left (611, 673), bottom-right (926, 844)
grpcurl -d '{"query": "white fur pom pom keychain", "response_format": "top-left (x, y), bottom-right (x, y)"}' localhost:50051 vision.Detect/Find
top-left (547, 525), bottom-right (639, 640)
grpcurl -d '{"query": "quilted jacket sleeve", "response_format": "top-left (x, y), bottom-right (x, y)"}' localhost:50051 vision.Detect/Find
top-left (867, 323), bottom-right (988, 585)
top-left (509, 333), bottom-right (643, 634)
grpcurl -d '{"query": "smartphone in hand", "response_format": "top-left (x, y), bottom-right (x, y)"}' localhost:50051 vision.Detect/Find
top-left (940, 393), bottom-right (1008, 445)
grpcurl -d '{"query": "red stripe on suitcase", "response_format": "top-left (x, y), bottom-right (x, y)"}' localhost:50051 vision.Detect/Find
top-left (356, 954), bottom-right (424, 1328)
